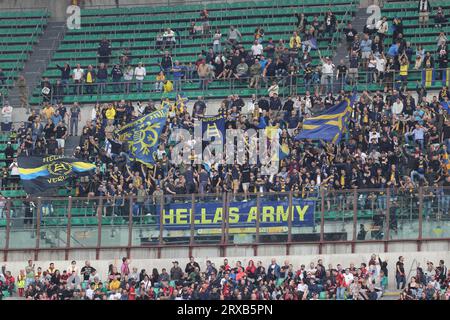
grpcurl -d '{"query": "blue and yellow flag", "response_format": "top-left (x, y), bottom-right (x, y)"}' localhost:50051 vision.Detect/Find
top-left (18, 155), bottom-right (96, 194)
top-left (117, 106), bottom-right (169, 166)
top-left (295, 95), bottom-right (356, 144)
top-left (176, 94), bottom-right (189, 113)
top-left (422, 68), bottom-right (435, 87)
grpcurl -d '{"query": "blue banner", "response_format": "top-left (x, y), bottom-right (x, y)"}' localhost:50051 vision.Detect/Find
top-left (158, 199), bottom-right (315, 231)
top-left (197, 114), bottom-right (225, 143)
top-left (117, 106), bottom-right (168, 166)
top-left (295, 95), bottom-right (356, 144)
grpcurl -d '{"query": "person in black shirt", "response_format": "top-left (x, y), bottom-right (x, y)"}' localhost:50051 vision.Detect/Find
top-left (336, 59), bottom-right (348, 91)
top-left (80, 261), bottom-right (96, 282)
top-left (97, 38), bottom-right (112, 64)
top-left (55, 121), bottom-right (68, 155)
top-left (46, 136), bottom-right (59, 155)
top-left (396, 256), bottom-right (406, 290)
top-left (185, 256), bottom-right (201, 274)
top-left (343, 23), bottom-right (358, 53)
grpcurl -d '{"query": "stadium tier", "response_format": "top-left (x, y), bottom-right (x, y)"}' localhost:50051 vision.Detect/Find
top-left (0, 9), bottom-right (49, 98)
top-left (28, 0), bottom-right (357, 105)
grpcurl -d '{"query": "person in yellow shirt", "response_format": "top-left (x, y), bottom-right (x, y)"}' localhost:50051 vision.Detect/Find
top-left (163, 79), bottom-right (173, 92)
top-left (85, 65), bottom-right (96, 94)
top-left (289, 31), bottom-right (301, 50)
top-left (108, 277), bottom-right (121, 291)
top-left (105, 104), bottom-right (116, 121)
top-left (41, 103), bottom-right (55, 120)
top-left (155, 71), bottom-right (165, 92)
top-left (398, 53), bottom-right (409, 92)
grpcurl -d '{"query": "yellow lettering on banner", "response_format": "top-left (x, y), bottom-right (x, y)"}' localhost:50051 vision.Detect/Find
top-left (262, 206), bottom-right (275, 222)
top-left (276, 206), bottom-right (290, 222)
top-left (213, 208), bottom-right (223, 224)
top-left (228, 208), bottom-right (239, 224)
top-left (175, 208), bottom-right (188, 224)
top-left (201, 208), bottom-right (212, 224)
top-left (162, 209), bottom-right (174, 224)
top-left (246, 206), bottom-right (257, 223)
top-left (296, 205), bottom-right (309, 221)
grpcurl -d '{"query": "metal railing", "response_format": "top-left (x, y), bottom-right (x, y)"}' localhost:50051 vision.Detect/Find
top-left (6, 65), bottom-right (448, 108)
top-left (0, 187), bottom-right (449, 261)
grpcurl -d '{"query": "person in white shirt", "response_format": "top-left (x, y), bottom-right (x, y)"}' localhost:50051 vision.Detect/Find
top-left (391, 97), bottom-right (404, 116)
top-left (344, 268), bottom-right (354, 286)
top-left (123, 65), bottom-right (134, 94)
top-left (375, 16), bottom-right (388, 43)
top-left (163, 28), bottom-right (176, 49)
top-left (320, 56), bottom-right (335, 94)
top-left (86, 283), bottom-right (95, 300)
top-left (212, 29), bottom-right (222, 53)
top-left (134, 62), bottom-right (146, 92)
top-left (72, 64), bottom-right (84, 95)
top-left (375, 53), bottom-right (386, 84)
top-left (251, 40), bottom-right (263, 58)
top-left (1, 102), bottom-right (13, 131)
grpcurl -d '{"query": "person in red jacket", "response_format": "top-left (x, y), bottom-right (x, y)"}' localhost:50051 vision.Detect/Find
top-left (335, 269), bottom-right (346, 300)
top-left (246, 260), bottom-right (257, 280)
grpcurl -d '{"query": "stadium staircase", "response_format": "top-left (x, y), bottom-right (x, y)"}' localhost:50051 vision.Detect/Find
top-left (28, 0), bottom-right (358, 106)
top-left (0, 9), bottom-right (49, 103)
top-left (8, 21), bottom-right (66, 110)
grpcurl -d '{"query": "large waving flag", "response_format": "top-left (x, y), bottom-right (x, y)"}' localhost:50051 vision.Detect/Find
top-left (117, 106), bottom-right (169, 167)
top-left (303, 37), bottom-right (318, 50)
top-left (18, 155), bottom-right (96, 194)
top-left (295, 95), bottom-right (356, 144)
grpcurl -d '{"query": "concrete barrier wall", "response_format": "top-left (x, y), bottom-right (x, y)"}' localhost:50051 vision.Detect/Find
top-left (2, 250), bottom-right (449, 290)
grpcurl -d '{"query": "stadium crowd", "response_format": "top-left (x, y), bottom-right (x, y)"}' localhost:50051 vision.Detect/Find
top-left (0, 6), bottom-right (448, 205)
top-left (0, 255), bottom-right (448, 300)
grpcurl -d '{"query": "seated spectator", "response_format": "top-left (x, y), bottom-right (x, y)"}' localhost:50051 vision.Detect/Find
top-left (434, 6), bottom-right (447, 28)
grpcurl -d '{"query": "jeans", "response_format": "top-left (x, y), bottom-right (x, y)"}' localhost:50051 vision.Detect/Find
top-left (173, 78), bottom-right (181, 92)
top-left (112, 79), bottom-right (122, 92)
top-left (61, 79), bottom-right (69, 93)
top-left (97, 79), bottom-right (107, 95)
top-left (337, 76), bottom-right (346, 91)
top-left (124, 80), bottom-right (132, 94)
top-left (154, 81), bottom-right (163, 92)
top-left (336, 287), bottom-right (346, 300)
top-left (213, 43), bottom-right (222, 53)
top-left (73, 80), bottom-right (82, 95)
top-left (411, 170), bottom-right (425, 183)
top-left (85, 83), bottom-right (94, 94)
top-left (70, 118), bottom-right (79, 136)
top-left (396, 274), bottom-right (406, 290)
top-left (322, 74), bottom-right (333, 93)
top-left (136, 79), bottom-right (144, 92)
top-left (304, 78), bottom-right (311, 92)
